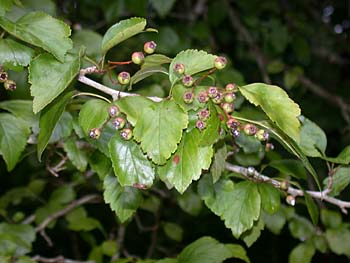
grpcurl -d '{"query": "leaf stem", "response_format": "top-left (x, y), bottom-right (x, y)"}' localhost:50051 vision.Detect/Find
top-left (72, 92), bottom-right (111, 103)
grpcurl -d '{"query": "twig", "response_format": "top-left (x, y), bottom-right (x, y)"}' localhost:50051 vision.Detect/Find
top-left (146, 204), bottom-right (162, 258)
top-left (226, 163), bottom-right (350, 214)
top-left (31, 255), bottom-right (95, 263)
top-left (46, 156), bottom-right (68, 177)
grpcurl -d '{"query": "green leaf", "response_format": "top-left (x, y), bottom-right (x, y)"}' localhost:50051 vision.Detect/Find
top-left (238, 83), bottom-right (301, 142)
top-left (320, 209), bottom-right (342, 229)
top-left (198, 103), bottom-right (220, 147)
top-left (149, 0), bottom-right (176, 17)
top-left (242, 217), bottom-right (264, 247)
top-left (198, 176), bottom-right (261, 238)
top-left (235, 132), bottom-right (262, 154)
top-left (0, 12), bottom-right (72, 62)
top-left (103, 175), bottom-right (142, 223)
top-left (29, 51), bottom-right (81, 114)
top-left (133, 99), bottom-right (188, 165)
top-left (72, 29), bottom-right (102, 60)
top-left (169, 50), bottom-right (217, 86)
top-left (323, 167), bottom-right (350, 196)
top-left (0, 0), bottom-right (14, 16)
top-left (268, 159), bottom-right (306, 179)
top-left (129, 66), bottom-right (168, 89)
top-left (0, 113), bottom-right (30, 171)
top-left (0, 39), bottom-right (34, 70)
top-left (63, 138), bottom-right (88, 172)
top-left (172, 85), bottom-right (208, 112)
top-left (258, 183), bottom-right (280, 214)
top-left (323, 145), bottom-right (350, 164)
top-left (210, 144), bottom-right (227, 183)
top-left (116, 96), bottom-right (154, 126)
top-left (78, 99), bottom-right (109, 136)
top-left (299, 117), bottom-right (327, 157)
top-left (48, 111), bottom-right (73, 143)
top-left (267, 60), bottom-right (284, 74)
top-left (89, 150), bottom-right (112, 180)
top-left (177, 188), bottom-right (203, 216)
top-left (304, 192), bottom-right (319, 225)
top-left (262, 210), bottom-right (287, 235)
top-left (284, 67), bottom-right (303, 89)
top-left (102, 17), bottom-right (147, 54)
top-left (0, 100), bottom-right (36, 126)
top-left (326, 225), bottom-right (350, 256)
top-left (37, 91), bottom-right (73, 160)
top-left (177, 236), bottom-right (249, 263)
top-left (109, 134), bottom-right (155, 187)
top-left (288, 243), bottom-right (315, 263)
top-left (158, 129), bottom-right (213, 193)
top-left (288, 215), bottom-right (315, 241)
top-left (162, 222), bottom-right (183, 242)
top-left (66, 207), bottom-right (102, 232)
top-left (141, 54), bottom-right (172, 69)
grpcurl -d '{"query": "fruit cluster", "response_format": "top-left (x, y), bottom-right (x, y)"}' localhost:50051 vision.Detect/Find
top-left (0, 67), bottom-right (16, 91)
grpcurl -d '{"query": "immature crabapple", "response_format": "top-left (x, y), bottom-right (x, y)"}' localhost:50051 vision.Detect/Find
top-left (118, 71), bottom-right (130, 85)
top-left (144, 41), bottom-right (157, 54)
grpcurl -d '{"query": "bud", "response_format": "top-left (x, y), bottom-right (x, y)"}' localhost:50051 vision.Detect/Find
top-left (280, 180), bottom-right (289, 191)
top-left (182, 75), bottom-right (194, 87)
top-left (89, 128), bottom-right (101, 139)
top-left (243, 124), bottom-right (258, 136)
top-left (0, 71), bottom-right (8, 83)
top-left (214, 56), bottom-right (227, 69)
top-left (117, 71), bottom-right (130, 85)
top-left (4, 79), bottom-right (16, 91)
top-left (144, 41), bottom-right (157, 54)
top-left (286, 195), bottom-right (296, 206)
top-left (108, 105), bottom-right (120, 117)
top-left (131, 51), bottom-right (145, 65)
top-left (173, 63), bottom-right (185, 74)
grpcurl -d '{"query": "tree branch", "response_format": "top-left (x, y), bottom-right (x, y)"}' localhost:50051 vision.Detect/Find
top-left (31, 255), bottom-right (95, 263)
top-left (225, 163), bottom-right (350, 214)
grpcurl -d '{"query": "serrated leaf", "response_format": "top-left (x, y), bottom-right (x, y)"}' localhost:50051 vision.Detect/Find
top-left (304, 192), bottom-right (319, 225)
top-left (89, 150), bottom-right (112, 180)
top-left (269, 159), bottom-right (306, 179)
top-left (198, 176), bottom-right (261, 238)
top-left (0, 100), bottom-right (36, 126)
top-left (323, 167), bottom-right (350, 196)
top-left (242, 217), bottom-right (264, 247)
top-left (0, 12), bottom-right (72, 61)
top-left (116, 96), bottom-right (154, 126)
top-left (103, 175), bottom-right (142, 223)
top-left (129, 66), bottom-right (168, 89)
top-left (0, 113), bottom-right (30, 171)
top-left (109, 134), bottom-right (155, 187)
top-left (102, 17), bottom-right (146, 54)
top-left (37, 91), bottom-right (73, 160)
top-left (169, 50), bottom-right (217, 86)
top-left (150, 0), bottom-right (176, 17)
top-left (63, 138), bottom-right (88, 172)
top-left (141, 54), bottom-right (172, 69)
top-left (0, 39), bottom-right (34, 70)
top-left (323, 145), bottom-right (350, 164)
top-left (78, 99), bottom-right (109, 136)
top-left (326, 225), bottom-right (350, 256)
top-left (177, 236), bottom-right (249, 263)
top-left (238, 83), bottom-right (301, 142)
top-left (29, 51), bottom-right (81, 113)
top-left (299, 117), bottom-right (327, 157)
top-left (172, 84), bottom-right (207, 112)
top-left (133, 99), bottom-right (188, 165)
top-left (289, 243), bottom-right (315, 263)
top-left (158, 129), bottom-right (213, 193)
top-left (258, 183), bottom-right (280, 214)
top-left (210, 144), bottom-right (227, 183)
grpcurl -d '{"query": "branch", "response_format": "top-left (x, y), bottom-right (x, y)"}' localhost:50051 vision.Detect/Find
top-left (78, 67), bottom-right (162, 102)
top-left (225, 163), bottom-right (350, 213)
top-left (31, 255), bottom-right (95, 263)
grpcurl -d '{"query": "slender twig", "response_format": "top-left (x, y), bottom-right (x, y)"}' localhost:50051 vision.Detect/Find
top-left (226, 163), bottom-right (350, 213)
top-left (31, 255), bottom-right (95, 263)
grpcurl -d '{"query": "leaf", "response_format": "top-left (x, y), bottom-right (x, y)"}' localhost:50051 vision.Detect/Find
top-left (0, 0), bottom-right (14, 16)
top-left (109, 134), bottom-right (155, 187)
top-left (102, 17), bottom-right (146, 54)
top-left (323, 167), bottom-right (350, 196)
top-left (268, 159), bottom-right (307, 179)
top-left (323, 145), bottom-right (350, 164)
top-left (198, 103), bottom-right (220, 147)
top-left (158, 129), bottom-right (213, 193)
top-left (210, 144), bottom-right (227, 183)
top-left (0, 12), bottom-right (72, 62)
top-left (258, 183), bottom-right (280, 214)
top-left (299, 117), bottom-right (327, 157)
top-left (89, 150), bottom-right (112, 180)
top-left (304, 192), bottom-right (319, 225)
top-left (116, 96), bottom-right (154, 126)
top-left (169, 50), bottom-right (217, 86)
top-left (149, 0), bottom-right (176, 17)
top-left (288, 243), bottom-right (315, 263)
top-left (133, 99), bottom-right (188, 165)
top-left (262, 210), bottom-right (286, 235)
top-left (172, 84), bottom-right (208, 112)
top-left (29, 51), bottom-right (82, 114)
top-left (0, 39), bottom-right (34, 70)
top-left (0, 113), bottom-right (30, 171)
top-left (177, 236), bottom-right (250, 263)
top-left (162, 222), bottom-right (183, 242)
top-left (0, 100), bottom-right (36, 126)
top-left (48, 111), bottom-right (73, 143)
top-left (63, 138), bottom-right (88, 172)
top-left (320, 209), bottom-right (342, 229)
top-left (177, 188), bottom-right (203, 216)
top-left (103, 175), bottom-right (142, 223)
top-left (238, 83), bottom-right (301, 142)
top-left (288, 215), bottom-right (315, 241)
top-left (141, 54), bottom-right (172, 68)
top-left (37, 91), bottom-right (73, 160)
top-left (78, 99), bottom-right (109, 136)
top-left (129, 66), bottom-right (168, 89)
top-left (72, 29), bottom-right (102, 60)
top-left (326, 225), bottom-right (350, 256)
top-left (66, 207), bottom-right (102, 232)
top-left (242, 217), bottom-right (264, 247)
top-left (198, 176), bottom-right (261, 238)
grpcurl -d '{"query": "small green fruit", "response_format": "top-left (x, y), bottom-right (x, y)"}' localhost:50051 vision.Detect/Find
top-left (108, 105), bottom-right (120, 117)
top-left (173, 63), bottom-right (185, 74)
top-left (224, 93), bottom-right (236, 103)
top-left (144, 41), bottom-right (157, 54)
top-left (4, 79), bottom-right (16, 91)
top-left (182, 75), bottom-right (194, 87)
top-left (226, 117), bottom-right (240, 129)
top-left (214, 56), bottom-right (227, 69)
top-left (89, 128), bottom-right (101, 139)
top-left (0, 71), bottom-right (8, 83)
top-left (131, 51), bottom-right (145, 65)
top-left (211, 91), bottom-right (224, 104)
top-left (118, 71), bottom-right (130, 85)
top-left (183, 91), bottom-right (194, 104)
top-left (120, 128), bottom-right (133, 140)
top-left (243, 124), bottom-right (258, 136)
top-left (221, 102), bottom-right (234, 113)
top-left (112, 117), bottom-right (126, 130)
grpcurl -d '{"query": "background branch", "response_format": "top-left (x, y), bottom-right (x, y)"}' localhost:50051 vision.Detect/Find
top-left (31, 255), bottom-right (95, 263)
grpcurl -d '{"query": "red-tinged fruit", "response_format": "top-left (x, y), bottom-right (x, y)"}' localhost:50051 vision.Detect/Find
top-left (226, 117), bottom-right (240, 129)
top-left (214, 56), bottom-right (227, 69)
top-left (112, 117), bottom-right (126, 130)
top-left (108, 105), bottom-right (120, 117)
top-left (207, 86), bottom-right (218, 98)
top-left (144, 41), bottom-right (157, 54)
top-left (221, 102), bottom-right (234, 113)
top-left (286, 195), bottom-right (296, 206)
top-left (0, 71), bottom-right (8, 83)
top-left (225, 83), bottom-right (237, 92)
top-left (196, 120), bottom-right (207, 131)
top-left (197, 91), bottom-right (209, 103)
top-left (182, 75), bottom-right (194, 87)
top-left (197, 109), bottom-right (210, 121)
top-left (118, 71), bottom-right (130, 85)
top-left (212, 91), bottom-right (224, 104)
top-left (120, 128), bottom-right (133, 140)
top-left (131, 51), bottom-right (145, 65)
top-left (89, 128), bottom-right (101, 139)
top-left (256, 129), bottom-right (270, 141)
top-left (243, 124), bottom-right (258, 136)
top-left (4, 79), bottom-right (16, 91)
top-left (173, 63), bottom-right (185, 74)
top-left (265, 143), bottom-right (274, 151)
top-left (224, 93), bottom-right (236, 103)
top-left (183, 91), bottom-right (194, 104)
